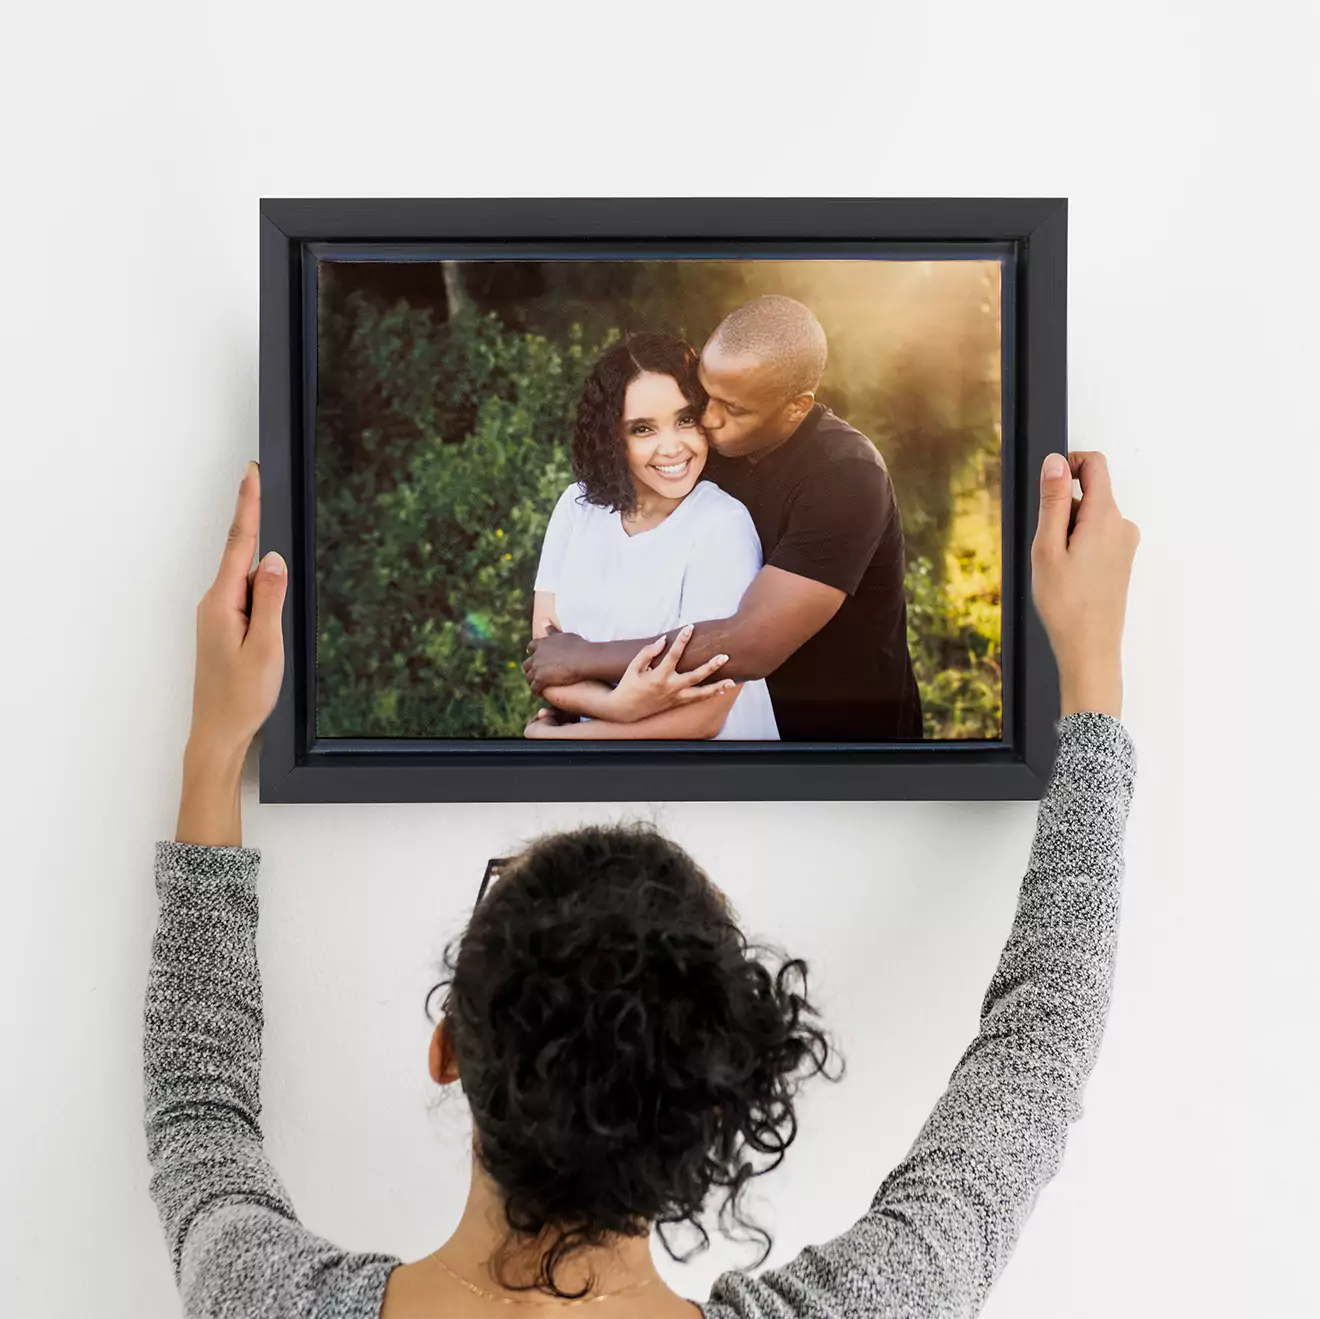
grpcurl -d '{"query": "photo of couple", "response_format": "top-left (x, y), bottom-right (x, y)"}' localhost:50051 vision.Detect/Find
top-left (314, 258), bottom-right (1003, 743)
top-left (524, 298), bottom-right (919, 743)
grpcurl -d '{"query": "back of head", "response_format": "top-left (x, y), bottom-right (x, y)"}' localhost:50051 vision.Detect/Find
top-left (707, 295), bottom-right (828, 401)
top-left (430, 823), bottom-right (841, 1299)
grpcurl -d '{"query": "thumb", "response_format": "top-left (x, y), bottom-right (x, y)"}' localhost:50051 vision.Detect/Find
top-left (1034, 453), bottom-right (1073, 556)
top-left (247, 551), bottom-right (287, 649)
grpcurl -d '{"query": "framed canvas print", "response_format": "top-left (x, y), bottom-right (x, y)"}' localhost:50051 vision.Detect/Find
top-left (258, 197), bottom-right (1065, 803)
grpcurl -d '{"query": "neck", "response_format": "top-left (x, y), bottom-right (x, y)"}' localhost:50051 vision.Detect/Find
top-left (746, 406), bottom-right (814, 466)
top-left (626, 484), bottom-right (684, 528)
top-left (433, 1156), bottom-right (662, 1301)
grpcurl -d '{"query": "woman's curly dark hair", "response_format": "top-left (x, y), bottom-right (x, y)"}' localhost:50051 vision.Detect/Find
top-left (425, 822), bottom-right (844, 1301)
top-left (571, 332), bottom-right (708, 516)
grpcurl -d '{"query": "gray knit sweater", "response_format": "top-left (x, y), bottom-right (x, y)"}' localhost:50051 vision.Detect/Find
top-left (143, 712), bottom-right (1135, 1318)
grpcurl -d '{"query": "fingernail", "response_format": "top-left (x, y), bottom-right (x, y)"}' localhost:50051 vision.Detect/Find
top-left (241, 459), bottom-right (256, 488)
top-left (715, 654), bottom-right (729, 664)
top-left (1043, 453), bottom-right (1068, 480)
top-left (682, 624), bottom-right (694, 635)
top-left (262, 552), bottom-right (285, 576)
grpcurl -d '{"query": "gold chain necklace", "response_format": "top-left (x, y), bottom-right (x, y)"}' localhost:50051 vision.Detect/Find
top-left (427, 1252), bottom-right (659, 1307)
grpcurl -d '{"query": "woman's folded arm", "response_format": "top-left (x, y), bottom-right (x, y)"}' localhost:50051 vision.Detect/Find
top-left (539, 678), bottom-right (624, 719)
top-left (534, 686), bottom-right (742, 740)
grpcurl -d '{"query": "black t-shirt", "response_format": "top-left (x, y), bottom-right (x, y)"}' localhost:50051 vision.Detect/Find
top-left (704, 404), bottom-right (923, 741)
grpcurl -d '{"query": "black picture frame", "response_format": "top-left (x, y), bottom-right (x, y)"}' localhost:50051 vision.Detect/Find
top-left (259, 198), bottom-right (1064, 804)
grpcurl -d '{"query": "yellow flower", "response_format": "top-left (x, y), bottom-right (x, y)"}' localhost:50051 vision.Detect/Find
top-left (495, 528), bottom-right (504, 537)
top-left (503, 553), bottom-right (512, 561)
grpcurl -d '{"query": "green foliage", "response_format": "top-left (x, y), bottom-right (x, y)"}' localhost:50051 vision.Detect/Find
top-left (315, 298), bottom-right (595, 737)
top-left (905, 453), bottom-right (1003, 739)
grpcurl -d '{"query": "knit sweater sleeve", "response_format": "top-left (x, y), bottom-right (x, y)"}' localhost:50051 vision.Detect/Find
top-left (143, 840), bottom-right (401, 1318)
top-left (701, 712), bottom-right (1137, 1319)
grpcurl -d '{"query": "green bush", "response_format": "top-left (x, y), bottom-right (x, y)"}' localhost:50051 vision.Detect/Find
top-left (315, 301), bottom-right (597, 738)
top-left (904, 466), bottom-right (1003, 740)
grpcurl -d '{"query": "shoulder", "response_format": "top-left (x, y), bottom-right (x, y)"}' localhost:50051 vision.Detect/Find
top-left (795, 452), bottom-right (892, 509)
top-left (798, 416), bottom-right (894, 506)
top-left (784, 426), bottom-right (895, 531)
top-left (549, 481), bottom-right (597, 522)
top-left (681, 483), bottom-right (763, 577)
top-left (554, 481), bottom-right (590, 508)
top-left (185, 1201), bottom-right (401, 1316)
top-left (806, 408), bottom-right (891, 476)
top-left (542, 484), bottom-right (602, 556)
top-left (688, 479), bottom-right (758, 537)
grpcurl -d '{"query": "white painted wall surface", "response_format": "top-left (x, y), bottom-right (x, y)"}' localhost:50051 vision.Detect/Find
top-left (2, 2), bottom-right (1315, 1316)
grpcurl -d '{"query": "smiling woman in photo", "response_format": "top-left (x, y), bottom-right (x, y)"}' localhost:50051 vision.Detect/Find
top-left (525, 333), bottom-right (780, 741)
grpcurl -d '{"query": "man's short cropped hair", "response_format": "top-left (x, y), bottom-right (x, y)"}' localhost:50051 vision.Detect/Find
top-left (708, 295), bottom-right (828, 400)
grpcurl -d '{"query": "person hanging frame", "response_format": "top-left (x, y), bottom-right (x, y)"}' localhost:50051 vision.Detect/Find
top-left (258, 197), bottom-right (1065, 803)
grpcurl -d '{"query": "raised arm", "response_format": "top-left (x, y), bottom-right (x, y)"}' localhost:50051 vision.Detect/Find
top-left (701, 451), bottom-right (1141, 1319)
top-left (146, 840), bottom-right (398, 1311)
top-left (146, 462), bottom-right (399, 1315)
top-left (704, 710), bottom-right (1135, 1319)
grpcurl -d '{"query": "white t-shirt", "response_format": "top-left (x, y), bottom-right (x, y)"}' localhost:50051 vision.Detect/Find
top-left (534, 480), bottom-right (780, 741)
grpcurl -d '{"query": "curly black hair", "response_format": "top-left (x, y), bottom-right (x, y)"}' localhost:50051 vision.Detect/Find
top-left (571, 333), bottom-right (708, 516)
top-left (425, 822), bottom-right (844, 1301)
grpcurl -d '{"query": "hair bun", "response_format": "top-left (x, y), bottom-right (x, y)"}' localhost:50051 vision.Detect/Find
top-left (427, 823), bottom-right (842, 1299)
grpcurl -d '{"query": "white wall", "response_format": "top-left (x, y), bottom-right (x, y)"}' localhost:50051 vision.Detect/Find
top-left (2, 3), bottom-right (1315, 1316)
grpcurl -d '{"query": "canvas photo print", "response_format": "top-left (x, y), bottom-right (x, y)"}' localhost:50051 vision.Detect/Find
top-left (314, 256), bottom-right (1003, 743)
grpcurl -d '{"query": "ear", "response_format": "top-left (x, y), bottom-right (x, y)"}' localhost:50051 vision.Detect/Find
top-left (786, 391), bottom-right (815, 425)
top-left (429, 1019), bottom-right (461, 1085)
